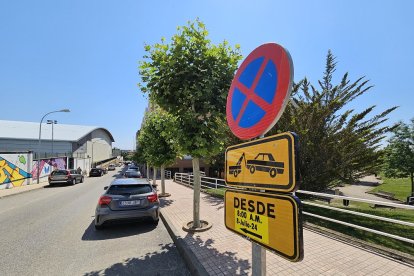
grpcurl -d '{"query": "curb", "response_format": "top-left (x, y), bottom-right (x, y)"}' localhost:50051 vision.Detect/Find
top-left (160, 210), bottom-right (209, 276)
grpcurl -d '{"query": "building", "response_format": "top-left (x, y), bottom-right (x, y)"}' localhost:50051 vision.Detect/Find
top-left (0, 120), bottom-right (116, 188)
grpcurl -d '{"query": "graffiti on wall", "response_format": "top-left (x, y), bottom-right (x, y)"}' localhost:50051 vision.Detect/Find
top-left (0, 155), bottom-right (32, 188)
top-left (31, 158), bottom-right (67, 180)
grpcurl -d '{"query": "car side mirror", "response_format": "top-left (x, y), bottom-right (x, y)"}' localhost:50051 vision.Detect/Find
top-left (104, 186), bottom-right (108, 190)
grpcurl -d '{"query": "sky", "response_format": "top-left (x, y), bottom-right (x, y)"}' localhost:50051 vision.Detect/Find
top-left (1, 0), bottom-right (413, 149)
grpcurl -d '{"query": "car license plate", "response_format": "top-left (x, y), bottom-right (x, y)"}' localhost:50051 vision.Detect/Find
top-left (120, 200), bottom-right (140, 206)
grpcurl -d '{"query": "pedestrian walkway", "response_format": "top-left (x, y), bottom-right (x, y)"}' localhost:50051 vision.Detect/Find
top-left (0, 181), bottom-right (49, 198)
top-left (159, 179), bottom-right (413, 275)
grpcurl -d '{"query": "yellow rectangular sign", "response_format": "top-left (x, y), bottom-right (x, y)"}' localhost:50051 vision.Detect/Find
top-left (225, 190), bottom-right (303, 262)
top-left (225, 132), bottom-right (299, 192)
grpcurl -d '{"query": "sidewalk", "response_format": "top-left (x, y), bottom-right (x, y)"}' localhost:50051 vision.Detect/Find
top-left (0, 181), bottom-right (49, 198)
top-left (160, 180), bottom-right (413, 276)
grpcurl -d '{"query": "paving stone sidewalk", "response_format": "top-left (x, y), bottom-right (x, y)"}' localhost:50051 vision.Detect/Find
top-left (159, 179), bottom-right (413, 276)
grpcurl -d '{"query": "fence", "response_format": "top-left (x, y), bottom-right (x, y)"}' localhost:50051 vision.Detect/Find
top-left (174, 173), bottom-right (414, 246)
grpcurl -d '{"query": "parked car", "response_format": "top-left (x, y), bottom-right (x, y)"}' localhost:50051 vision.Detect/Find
top-left (108, 164), bottom-right (116, 171)
top-left (89, 168), bottom-right (105, 177)
top-left (124, 170), bottom-right (142, 178)
top-left (97, 166), bottom-right (108, 174)
top-left (94, 178), bottom-right (159, 229)
top-left (48, 169), bottom-right (84, 185)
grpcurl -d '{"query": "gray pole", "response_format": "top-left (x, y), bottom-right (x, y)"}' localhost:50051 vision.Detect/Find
top-left (37, 109), bottom-right (70, 184)
top-left (252, 242), bottom-right (266, 276)
top-left (92, 142), bottom-right (94, 168)
top-left (52, 121), bottom-right (54, 155)
top-left (47, 120), bottom-right (57, 156)
top-left (252, 134), bottom-right (266, 276)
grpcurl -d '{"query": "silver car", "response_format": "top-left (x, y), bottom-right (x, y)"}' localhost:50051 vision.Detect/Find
top-left (94, 178), bottom-right (159, 230)
top-left (48, 169), bottom-right (84, 185)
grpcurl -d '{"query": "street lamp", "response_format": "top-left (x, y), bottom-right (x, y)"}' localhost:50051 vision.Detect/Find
top-left (47, 120), bottom-right (57, 156)
top-left (37, 109), bottom-right (70, 184)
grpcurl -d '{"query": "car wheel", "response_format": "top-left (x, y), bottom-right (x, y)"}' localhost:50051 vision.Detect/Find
top-left (72, 179), bottom-right (76, 185)
top-left (249, 166), bottom-right (256, 174)
top-left (101, 172), bottom-right (103, 176)
top-left (269, 168), bottom-right (277, 178)
top-left (151, 217), bottom-right (159, 225)
top-left (80, 177), bottom-right (84, 183)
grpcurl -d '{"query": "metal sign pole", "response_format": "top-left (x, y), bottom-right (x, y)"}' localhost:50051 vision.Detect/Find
top-left (252, 241), bottom-right (266, 276)
top-left (252, 135), bottom-right (266, 276)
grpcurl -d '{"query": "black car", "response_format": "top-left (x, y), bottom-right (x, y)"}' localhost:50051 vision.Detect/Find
top-left (89, 168), bottom-right (105, 177)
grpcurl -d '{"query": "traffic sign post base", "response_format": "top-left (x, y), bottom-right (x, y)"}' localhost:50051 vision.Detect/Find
top-left (182, 220), bottom-right (213, 233)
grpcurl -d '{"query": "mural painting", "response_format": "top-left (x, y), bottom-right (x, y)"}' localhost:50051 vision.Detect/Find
top-left (31, 158), bottom-right (67, 180)
top-left (0, 154), bottom-right (32, 189)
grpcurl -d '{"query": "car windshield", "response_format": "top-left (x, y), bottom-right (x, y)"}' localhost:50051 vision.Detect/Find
top-left (51, 170), bottom-right (68, 175)
top-left (107, 184), bottom-right (152, 195)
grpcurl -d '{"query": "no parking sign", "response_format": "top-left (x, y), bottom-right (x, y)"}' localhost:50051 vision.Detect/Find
top-left (226, 43), bottom-right (294, 140)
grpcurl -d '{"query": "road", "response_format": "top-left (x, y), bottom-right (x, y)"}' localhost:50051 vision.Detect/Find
top-left (0, 168), bottom-right (189, 276)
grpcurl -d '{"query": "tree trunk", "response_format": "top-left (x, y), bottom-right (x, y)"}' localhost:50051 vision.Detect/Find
top-left (146, 163), bottom-right (150, 180)
top-left (192, 157), bottom-right (201, 228)
top-left (161, 164), bottom-right (166, 194)
top-left (153, 167), bottom-right (157, 186)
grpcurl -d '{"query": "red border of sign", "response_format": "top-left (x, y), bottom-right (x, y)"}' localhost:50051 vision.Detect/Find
top-left (226, 43), bottom-right (294, 140)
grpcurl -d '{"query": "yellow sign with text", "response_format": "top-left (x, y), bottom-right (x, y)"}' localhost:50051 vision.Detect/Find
top-left (225, 190), bottom-right (303, 262)
top-left (225, 132), bottom-right (299, 192)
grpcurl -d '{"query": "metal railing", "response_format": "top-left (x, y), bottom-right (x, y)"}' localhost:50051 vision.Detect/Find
top-left (165, 170), bottom-right (172, 179)
top-left (174, 173), bottom-right (414, 245)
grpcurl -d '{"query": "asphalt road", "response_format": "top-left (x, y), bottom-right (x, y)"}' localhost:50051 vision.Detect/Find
top-left (0, 168), bottom-right (190, 276)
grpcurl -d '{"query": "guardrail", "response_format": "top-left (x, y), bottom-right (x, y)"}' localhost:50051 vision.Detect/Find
top-left (174, 173), bottom-right (414, 245)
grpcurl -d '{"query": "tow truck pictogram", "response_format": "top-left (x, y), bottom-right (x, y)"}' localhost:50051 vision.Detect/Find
top-left (229, 153), bottom-right (285, 178)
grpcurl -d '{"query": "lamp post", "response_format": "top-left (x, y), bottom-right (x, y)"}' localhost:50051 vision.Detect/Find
top-left (37, 109), bottom-right (70, 184)
top-left (47, 120), bottom-right (57, 156)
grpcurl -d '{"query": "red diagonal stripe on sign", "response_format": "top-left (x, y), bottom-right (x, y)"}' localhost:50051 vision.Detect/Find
top-left (234, 58), bottom-right (271, 124)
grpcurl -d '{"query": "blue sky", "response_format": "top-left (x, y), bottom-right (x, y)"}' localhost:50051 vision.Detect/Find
top-left (1, 0), bottom-right (413, 149)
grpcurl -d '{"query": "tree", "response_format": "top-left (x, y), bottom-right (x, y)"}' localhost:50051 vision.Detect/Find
top-left (132, 141), bottom-right (146, 164)
top-left (270, 51), bottom-right (397, 191)
top-left (383, 119), bottom-right (414, 196)
top-left (139, 19), bottom-right (242, 228)
top-left (206, 123), bottom-right (243, 178)
top-left (138, 109), bottom-right (178, 195)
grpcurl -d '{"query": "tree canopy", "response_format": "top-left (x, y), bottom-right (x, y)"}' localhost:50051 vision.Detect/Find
top-left (270, 51), bottom-right (397, 191)
top-left (382, 119), bottom-right (414, 196)
top-left (139, 19), bottom-right (242, 158)
top-left (137, 109), bottom-right (178, 168)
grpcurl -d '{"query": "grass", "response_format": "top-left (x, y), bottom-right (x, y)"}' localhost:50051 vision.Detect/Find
top-left (370, 176), bottom-right (412, 202)
top-left (204, 187), bottom-right (226, 197)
